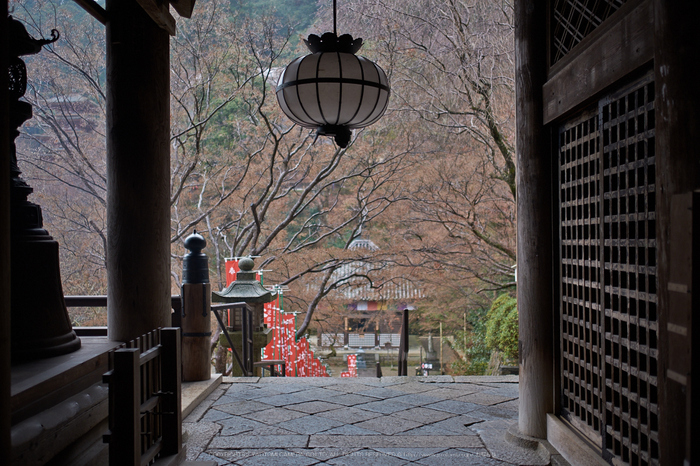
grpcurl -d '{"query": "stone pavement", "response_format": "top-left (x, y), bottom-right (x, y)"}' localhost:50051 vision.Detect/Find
top-left (183, 375), bottom-right (565, 465)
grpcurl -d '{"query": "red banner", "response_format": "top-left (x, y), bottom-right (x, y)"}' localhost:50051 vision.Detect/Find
top-left (260, 293), bottom-right (329, 377)
top-left (225, 259), bottom-right (240, 286)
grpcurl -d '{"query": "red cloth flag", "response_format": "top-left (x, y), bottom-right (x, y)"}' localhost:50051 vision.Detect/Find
top-left (298, 337), bottom-right (311, 377)
top-left (264, 300), bottom-right (274, 328)
top-left (281, 314), bottom-right (295, 376)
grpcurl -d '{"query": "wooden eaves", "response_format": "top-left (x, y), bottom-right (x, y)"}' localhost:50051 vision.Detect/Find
top-left (70, 0), bottom-right (195, 34)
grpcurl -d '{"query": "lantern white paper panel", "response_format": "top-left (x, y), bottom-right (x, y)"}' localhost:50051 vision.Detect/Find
top-left (277, 57), bottom-right (315, 126)
top-left (277, 51), bottom-right (389, 129)
top-left (353, 57), bottom-right (390, 127)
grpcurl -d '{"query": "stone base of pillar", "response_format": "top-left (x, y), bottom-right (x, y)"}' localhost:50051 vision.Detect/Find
top-left (504, 423), bottom-right (571, 465)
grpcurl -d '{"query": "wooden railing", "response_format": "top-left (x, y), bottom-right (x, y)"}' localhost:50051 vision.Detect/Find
top-left (102, 327), bottom-right (182, 465)
top-left (65, 296), bottom-right (184, 336)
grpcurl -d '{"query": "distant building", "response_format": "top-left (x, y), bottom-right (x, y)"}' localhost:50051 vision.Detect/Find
top-left (320, 238), bottom-right (424, 348)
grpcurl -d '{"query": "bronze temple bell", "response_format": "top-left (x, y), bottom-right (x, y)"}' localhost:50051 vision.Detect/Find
top-left (7, 16), bottom-right (81, 363)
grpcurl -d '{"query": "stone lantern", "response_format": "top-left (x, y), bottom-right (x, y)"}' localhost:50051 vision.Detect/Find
top-left (212, 257), bottom-right (275, 375)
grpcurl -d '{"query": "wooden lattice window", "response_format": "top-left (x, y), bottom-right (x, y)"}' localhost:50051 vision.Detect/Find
top-left (558, 70), bottom-right (658, 465)
top-left (559, 111), bottom-right (604, 442)
top-left (601, 72), bottom-right (658, 465)
top-left (551, 0), bottom-right (627, 65)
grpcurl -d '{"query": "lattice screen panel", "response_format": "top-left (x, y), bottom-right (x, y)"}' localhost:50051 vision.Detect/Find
top-left (551, 0), bottom-right (627, 65)
top-left (558, 71), bottom-right (658, 465)
top-left (559, 111), bottom-right (603, 441)
top-left (601, 73), bottom-right (658, 465)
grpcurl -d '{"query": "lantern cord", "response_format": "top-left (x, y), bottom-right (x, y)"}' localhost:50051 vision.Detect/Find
top-left (333, 0), bottom-right (337, 36)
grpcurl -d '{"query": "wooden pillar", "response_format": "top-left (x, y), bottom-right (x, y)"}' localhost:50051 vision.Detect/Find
top-left (514, 0), bottom-right (553, 438)
top-left (106, 0), bottom-right (171, 341)
top-left (344, 317), bottom-right (349, 346)
top-left (1, 8), bottom-right (11, 458)
top-left (653, 1), bottom-right (700, 463)
top-left (181, 283), bottom-right (211, 381)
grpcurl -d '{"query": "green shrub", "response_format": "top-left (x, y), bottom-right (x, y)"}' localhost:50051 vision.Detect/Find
top-left (484, 294), bottom-right (518, 362)
top-left (449, 307), bottom-right (491, 375)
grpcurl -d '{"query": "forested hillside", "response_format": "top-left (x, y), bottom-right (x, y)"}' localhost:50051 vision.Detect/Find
top-left (231, 0), bottom-right (317, 31)
top-left (10, 0), bottom-right (517, 373)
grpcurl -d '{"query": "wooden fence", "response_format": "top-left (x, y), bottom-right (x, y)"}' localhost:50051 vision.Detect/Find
top-left (102, 327), bottom-right (182, 465)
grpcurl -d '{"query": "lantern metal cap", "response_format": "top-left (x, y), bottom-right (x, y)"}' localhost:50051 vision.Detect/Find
top-left (317, 124), bottom-right (352, 148)
top-left (304, 32), bottom-right (363, 54)
top-left (212, 257), bottom-right (276, 304)
top-left (8, 16), bottom-right (59, 57)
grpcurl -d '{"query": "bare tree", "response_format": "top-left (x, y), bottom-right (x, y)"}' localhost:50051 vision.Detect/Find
top-left (14, 1), bottom-right (108, 311)
top-left (341, 0), bottom-right (517, 293)
top-left (165, 1), bottom-right (417, 336)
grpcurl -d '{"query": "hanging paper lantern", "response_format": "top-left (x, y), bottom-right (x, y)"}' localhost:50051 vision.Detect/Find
top-left (276, 32), bottom-right (390, 148)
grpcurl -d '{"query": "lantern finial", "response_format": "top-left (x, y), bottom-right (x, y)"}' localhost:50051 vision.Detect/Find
top-left (304, 32), bottom-right (363, 54)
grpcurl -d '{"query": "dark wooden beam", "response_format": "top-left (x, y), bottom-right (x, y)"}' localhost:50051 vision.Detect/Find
top-left (515, 0), bottom-right (554, 438)
top-left (654, 0), bottom-right (700, 464)
top-left (71, 0), bottom-right (107, 25)
top-left (136, 0), bottom-right (176, 36)
top-left (170, 0), bottom-right (195, 19)
top-left (543, 0), bottom-right (654, 124)
top-left (1, 7), bottom-right (12, 460)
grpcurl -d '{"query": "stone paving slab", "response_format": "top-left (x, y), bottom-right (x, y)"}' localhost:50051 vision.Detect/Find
top-left (255, 391), bottom-right (321, 407)
top-left (201, 408), bottom-right (236, 423)
top-left (218, 416), bottom-right (282, 436)
top-left (352, 415), bottom-right (423, 435)
top-left (391, 393), bottom-right (450, 406)
top-left (455, 392), bottom-right (518, 406)
top-left (296, 387), bottom-right (361, 403)
top-left (308, 434), bottom-right (483, 448)
top-left (317, 393), bottom-right (379, 407)
top-left (392, 406), bottom-right (456, 423)
top-left (353, 399), bottom-right (414, 414)
top-left (355, 387), bottom-right (408, 399)
top-left (240, 406), bottom-right (308, 424)
top-left (216, 399), bottom-right (273, 416)
top-left (415, 448), bottom-right (506, 466)
top-left (183, 376), bottom-right (558, 465)
top-left (373, 447), bottom-right (450, 461)
top-left (324, 449), bottom-right (411, 466)
top-left (320, 424), bottom-right (381, 435)
top-left (209, 434), bottom-right (309, 449)
top-left (423, 399), bottom-right (482, 415)
top-left (316, 406), bottom-right (383, 423)
top-left (277, 414), bottom-right (345, 434)
top-left (400, 424), bottom-right (459, 436)
top-left (390, 382), bottom-right (441, 394)
top-left (288, 447), bottom-right (362, 462)
top-left (286, 401), bottom-right (347, 414)
top-left (235, 449), bottom-right (319, 466)
top-left (454, 375), bottom-right (519, 384)
top-left (205, 449), bottom-right (273, 464)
